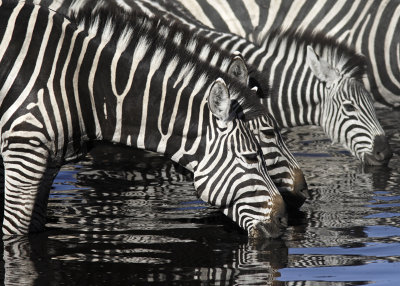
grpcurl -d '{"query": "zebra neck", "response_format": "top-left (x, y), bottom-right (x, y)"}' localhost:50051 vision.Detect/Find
top-left (86, 46), bottom-right (208, 172)
top-left (73, 20), bottom-right (223, 173)
top-left (191, 28), bottom-right (325, 127)
top-left (243, 35), bottom-right (325, 127)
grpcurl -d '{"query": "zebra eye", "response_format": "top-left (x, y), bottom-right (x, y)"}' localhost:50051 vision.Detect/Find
top-left (343, 103), bottom-right (356, 112)
top-left (260, 129), bottom-right (276, 138)
top-left (242, 153), bottom-right (259, 165)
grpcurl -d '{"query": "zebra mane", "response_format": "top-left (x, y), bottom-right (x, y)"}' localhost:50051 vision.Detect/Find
top-left (69, 4), bottom-right (267, 121)
top-left (261, 29), bottom-right (367, 81)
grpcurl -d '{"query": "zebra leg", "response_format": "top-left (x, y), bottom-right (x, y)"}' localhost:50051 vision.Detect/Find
top-left (1, 143), bottom-right (60, 235)
top-left (3, 235), bottom-right (38, 284)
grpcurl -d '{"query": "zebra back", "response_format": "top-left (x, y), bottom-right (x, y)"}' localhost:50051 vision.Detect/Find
top-left (175, 0), bottom-right (400, 108)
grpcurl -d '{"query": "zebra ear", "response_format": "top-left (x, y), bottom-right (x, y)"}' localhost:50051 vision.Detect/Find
top-left (208, 78), bottom-right (232, 122)
top-left (306, 45), bottom-right (339, 85)
top-left (227, 54), bottom-right (248, 84)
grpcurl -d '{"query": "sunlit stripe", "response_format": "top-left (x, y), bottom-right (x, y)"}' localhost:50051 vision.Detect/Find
top-left (0, 1), bottom-right (24, 66)
top-left (157, 57), bottom-right (179, 153)
top-left (297, 0), bottom-right (328, 32)
top-left (279, 40), bottom-right (296, 126)
top-left (88, 19), bottom-right (115, 140)
top-left (1, 7), bottom-right (54, 134)
top-left (244, 0), bottom-right (260, 29)
top-left (384, 5), bottom-right (400, 89)
top-left (111, 36), bottom-right (149, 142)
top-left (137, 48), bottom-right (165, 149)
top-left (171, 74), bottom-right (208, 163)
top-left (258, 0), bottom-right (281, 42)
top-left (175, 0), bottom-right (215, 28)
top-left (73, 26), bottom-right (97, 136)
top-left (367, 1), bottom-right (393, 100)
top-left (0, 4), bottom-right (39, 105)
top-left (282, 0), bottom-right (306, 29)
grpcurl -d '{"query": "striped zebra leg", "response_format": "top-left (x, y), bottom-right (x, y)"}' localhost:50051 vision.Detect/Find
top-left (3, 235), bottom-right (38, 285)
top-left (2, 139), bottom-right (60, 235)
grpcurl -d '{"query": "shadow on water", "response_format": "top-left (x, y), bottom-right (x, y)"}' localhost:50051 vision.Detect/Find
top-left (1, 109), bottom-right (400, 285)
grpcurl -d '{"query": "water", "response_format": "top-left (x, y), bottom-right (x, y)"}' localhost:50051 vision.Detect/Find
top-left (1, 109), bottom-right (399, 285)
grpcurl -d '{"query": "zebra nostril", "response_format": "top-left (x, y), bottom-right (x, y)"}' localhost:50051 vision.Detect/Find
top-left (300, 187), bottom-right (310, 198)
top-left (373, 135), bottom-right (393, 162)
top-left (375, 151), bottom-right (385, 161)
top-left (283, 168), bottom-right (308, 209)
top-left (294, 176), bottom-right (308, 195)
top-left (278, 215), bottom-right (288, 228)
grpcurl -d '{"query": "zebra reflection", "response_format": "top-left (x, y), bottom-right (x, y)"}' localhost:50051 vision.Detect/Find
top-left (1, 232), bottom-right (288, 285)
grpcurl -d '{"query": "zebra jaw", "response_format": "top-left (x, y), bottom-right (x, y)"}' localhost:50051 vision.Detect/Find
top-left (223, 196), bottom-right (288, 239)
top-left (248, 207), bottom-right (288, 239)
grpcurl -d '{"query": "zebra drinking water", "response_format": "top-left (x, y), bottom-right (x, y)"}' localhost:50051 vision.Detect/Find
top-left (0, 1), bottom-right (288, 236)
top-left (18, 0), bottom-right (311, 209)
top-left (68, 0), bottom-right (392, 166)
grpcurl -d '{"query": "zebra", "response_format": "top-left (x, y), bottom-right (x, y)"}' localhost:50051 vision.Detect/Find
top-left (19, 0), bottom-right (310, 209)
top-left (0, 1), bottom-right (291, 237)
top-left (154, 0), bottom-right (400, 109)
top-left (50, 0), bottom-right (393, 166)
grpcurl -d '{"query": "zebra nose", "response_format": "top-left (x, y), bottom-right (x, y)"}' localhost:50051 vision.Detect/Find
top-left (293, 168), bottom-right (309, 200)
top-left (249, 196), bottom-right (288, 239)
top-left (372, 135), bottom-right (392, 163)
top-left (281, 168), bottom-right (308, 209)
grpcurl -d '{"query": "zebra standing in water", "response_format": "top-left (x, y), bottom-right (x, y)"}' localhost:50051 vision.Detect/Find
top-left (19, 0), bottom-right (312, 209)
top-left (56, 0), bottom-right (392, 166)
top-left (156, 0), bottom-right (400, 109)
top-left (0, 1), bottom-right (288, 236)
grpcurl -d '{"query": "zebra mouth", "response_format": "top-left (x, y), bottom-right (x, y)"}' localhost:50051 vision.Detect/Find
top-left (362, 135), bottom-right (393, 166)
top-left (363, 153), bottom-right (391, 166)
top-left (277, 169), bottom-right (309, 209)
top-left (249, 217), bottom-right (287, 239)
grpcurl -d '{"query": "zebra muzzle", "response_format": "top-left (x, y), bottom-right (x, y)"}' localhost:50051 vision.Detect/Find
top-left (249, 216), bottom-right (288, 239)
top-left (364, 135), bottom-right (392, 166)
top-left (249, 199), bottom-right (288, 239)
top-left (280, 168), bottom-right (309, 209)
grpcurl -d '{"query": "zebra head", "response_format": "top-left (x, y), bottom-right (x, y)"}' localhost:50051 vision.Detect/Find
top-left (229, 55), bottom-right (308, 209)
top-left (193, 78), bottom-right (287, 238)
top-left (306, 46), bottom-right (392, 166)
top-left (248, 115), bottom-right (308, 209)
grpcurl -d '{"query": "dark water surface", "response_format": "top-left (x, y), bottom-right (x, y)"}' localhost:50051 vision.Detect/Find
top-left (1, 109), bottom-right (399, 285)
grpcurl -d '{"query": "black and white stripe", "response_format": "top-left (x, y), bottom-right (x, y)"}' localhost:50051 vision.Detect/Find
top-left (23, 0), bottom-right (309, 209)
top-left (165, 0), bottom-right (400, 109)
top-left (91, 0), bottom-right (392, 166)
top-left (0, 1), bottom-right (289, 236)
top-left (33, 0), bottom-right (400, 108)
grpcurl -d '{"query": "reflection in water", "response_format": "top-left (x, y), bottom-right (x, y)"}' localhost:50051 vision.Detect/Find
top-left (1, 110), bottom-right (400, 285)
top-left (2, 227), bottom-right (289, 285)
top-left (2, 236), bottom-right (38, 286)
